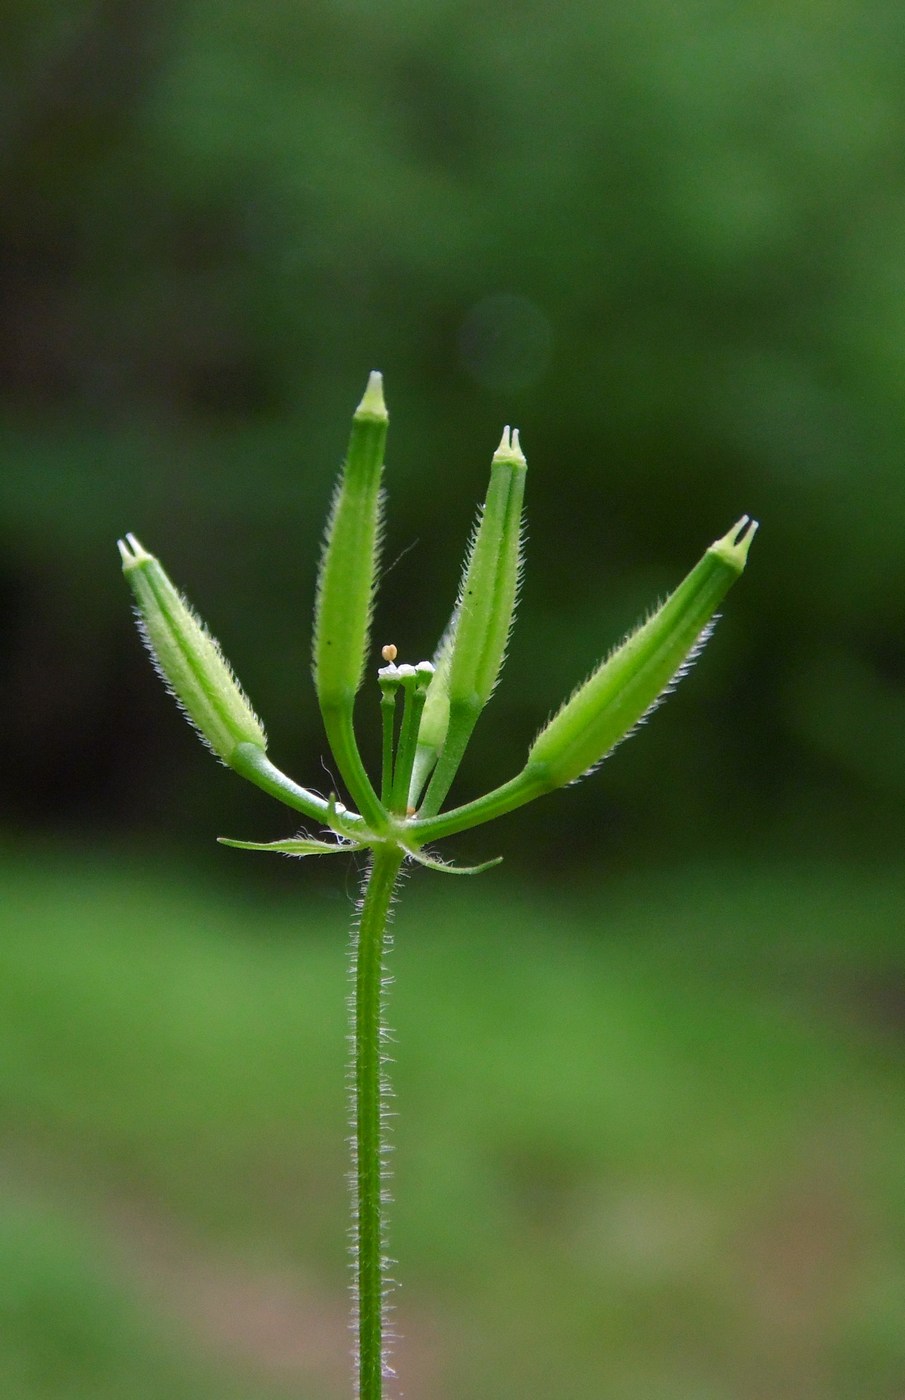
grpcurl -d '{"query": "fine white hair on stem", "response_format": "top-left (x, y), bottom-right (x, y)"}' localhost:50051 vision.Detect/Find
top-left (346, 856), bottom-right (408, 1394)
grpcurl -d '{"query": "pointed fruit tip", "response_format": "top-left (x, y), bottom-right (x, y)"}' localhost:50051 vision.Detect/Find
top-left (356, 369), bottom-right (388, 421)
top-left (710, 515), bottom-right (759, 571)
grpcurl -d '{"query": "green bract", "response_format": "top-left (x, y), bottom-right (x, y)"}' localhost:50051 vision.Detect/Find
top-left (120, 373), bottom-right (757, 1400)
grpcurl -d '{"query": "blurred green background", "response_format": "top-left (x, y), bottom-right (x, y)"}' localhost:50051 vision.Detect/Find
top-left (1, 0), bottom-right (904, 1395)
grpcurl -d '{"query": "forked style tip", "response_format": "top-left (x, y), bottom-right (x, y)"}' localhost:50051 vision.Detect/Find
top-left (710, 515), bottom-right (759, 572)
top-left (492, 425), bottom-right (527, 466)
top-left (117, 533), bottom-right (152, 569)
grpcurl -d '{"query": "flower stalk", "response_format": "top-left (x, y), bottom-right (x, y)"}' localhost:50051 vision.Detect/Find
top-left (119, 372), bottom-right (757, 1399)
top-left (351, 844), bottom-right (405, 1400)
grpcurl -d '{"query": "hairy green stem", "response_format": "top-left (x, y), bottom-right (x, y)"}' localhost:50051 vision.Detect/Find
top-left (352, 843), bottom-right (405, 1400)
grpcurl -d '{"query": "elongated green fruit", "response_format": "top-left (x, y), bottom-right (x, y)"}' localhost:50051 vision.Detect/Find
top-left (312, 372), bottom-right (389, 829)
top-left (419, 427), bottom-right (527, 816)
top-left (378, 661), bottom-right (401, 808)
top-left (314, 370), bottom-right (387, 707)
top-left (118, 534), bottom-right (266, 767)
top-left (407, 610), bottom-right (455, 808)
top-left (526, 516), bottom-right (758, 790)
top-left (389, 659), bottom-right (435, 813)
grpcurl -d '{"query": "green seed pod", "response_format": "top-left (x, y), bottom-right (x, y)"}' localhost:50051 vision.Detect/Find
top-left (311, 371), bottom-right (389, 830)
top-left (407, 609), bottom-right (455, 808)
top-left (526, 517), bottom-right (758, 790)
top-left (118, 534), bottom-right (266, 766)
top-left (313, 370), bottom-right (388, 710)
top-left (389, 659), bottom-right (435, 814)
top-left (419, 427), bottom-right (527, 816)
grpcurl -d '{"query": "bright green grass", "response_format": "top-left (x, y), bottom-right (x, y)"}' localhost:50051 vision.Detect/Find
top-left (0, 841), bottom-right (903, 1398)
